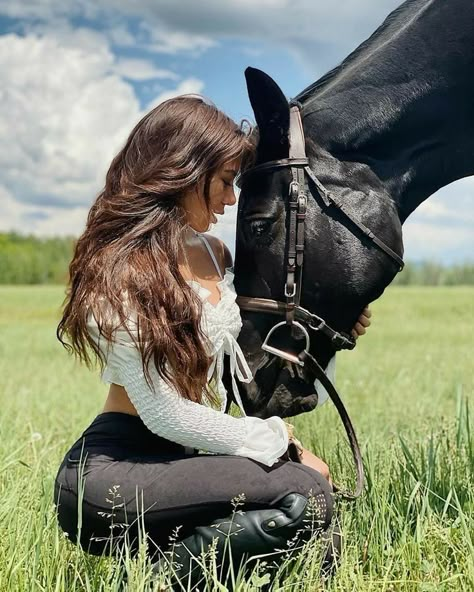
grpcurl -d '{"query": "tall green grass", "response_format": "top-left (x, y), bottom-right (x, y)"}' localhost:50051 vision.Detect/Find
top-left (0, 286), bottom-right (472, 591)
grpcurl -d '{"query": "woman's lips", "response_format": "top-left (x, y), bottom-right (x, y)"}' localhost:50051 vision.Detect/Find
top-left (211, 209), bottom-right (224, 222)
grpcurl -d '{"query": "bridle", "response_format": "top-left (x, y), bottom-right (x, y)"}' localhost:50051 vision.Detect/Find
top-left (235, 101), bottom-right (405, 499)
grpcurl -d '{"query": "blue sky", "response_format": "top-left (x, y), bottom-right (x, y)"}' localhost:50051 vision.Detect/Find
top-left (0, 0), bottom-right (472, 263)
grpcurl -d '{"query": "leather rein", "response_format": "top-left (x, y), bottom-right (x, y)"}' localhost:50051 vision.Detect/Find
top-left (235, 102), bottom-right (405, 500)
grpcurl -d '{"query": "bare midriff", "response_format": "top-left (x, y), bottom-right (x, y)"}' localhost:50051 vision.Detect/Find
top-left (102, 383), bottom-right (139, 415)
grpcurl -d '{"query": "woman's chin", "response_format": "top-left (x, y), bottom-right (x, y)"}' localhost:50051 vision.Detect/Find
top-left (191, 212), bottom-right (218, 232)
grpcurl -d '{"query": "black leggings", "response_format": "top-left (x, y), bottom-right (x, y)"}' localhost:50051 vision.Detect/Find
top-left (54, 412), bottom-right (334, 559)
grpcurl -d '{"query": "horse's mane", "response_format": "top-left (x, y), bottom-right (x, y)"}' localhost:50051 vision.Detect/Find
top-left (295, 0), bottom-right (420, 103)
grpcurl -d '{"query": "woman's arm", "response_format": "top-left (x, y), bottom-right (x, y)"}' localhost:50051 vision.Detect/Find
top-left (87, 306), bottom-right (289, 467)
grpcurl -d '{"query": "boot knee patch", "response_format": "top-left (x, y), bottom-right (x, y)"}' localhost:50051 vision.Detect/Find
top-left (261, 492), bottom-right (308, 532)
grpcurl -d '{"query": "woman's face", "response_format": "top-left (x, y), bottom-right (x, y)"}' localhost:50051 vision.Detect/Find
top-left (182, 158), bottom-right (240, 232)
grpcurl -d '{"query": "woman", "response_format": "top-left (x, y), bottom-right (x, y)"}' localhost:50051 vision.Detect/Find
top-left (54, 94), bottom-right (371, 587)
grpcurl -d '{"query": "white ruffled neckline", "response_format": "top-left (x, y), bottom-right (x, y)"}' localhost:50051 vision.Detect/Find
top-left (185, 266), bottom-right (235, 308)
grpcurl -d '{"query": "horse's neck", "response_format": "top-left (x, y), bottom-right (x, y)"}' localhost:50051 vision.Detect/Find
top-left (301, 0), bottom-right (474, 223)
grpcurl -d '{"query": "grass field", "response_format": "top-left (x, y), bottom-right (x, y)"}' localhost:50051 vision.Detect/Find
top-left (0, 285), bottom-right (473, 591)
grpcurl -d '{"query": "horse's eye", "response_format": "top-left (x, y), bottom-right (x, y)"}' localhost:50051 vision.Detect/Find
top-left (248, 218), bottom-right (274, 237)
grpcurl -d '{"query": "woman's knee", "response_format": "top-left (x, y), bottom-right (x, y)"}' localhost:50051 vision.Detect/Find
top-left (278, 462), bottom-right (334, 530)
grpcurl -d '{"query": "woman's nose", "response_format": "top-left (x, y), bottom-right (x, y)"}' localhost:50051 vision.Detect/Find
top-left (225, 188), bottom-right (237, 206)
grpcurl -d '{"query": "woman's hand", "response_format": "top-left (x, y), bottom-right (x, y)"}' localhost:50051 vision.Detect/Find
top-left (300, 448), bottom-right (331, 484)
top-left (351, 305), bottom-right (372, 339)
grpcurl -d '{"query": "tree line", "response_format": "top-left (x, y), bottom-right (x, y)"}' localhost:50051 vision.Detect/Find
top-left (0, 232), bottom-right (473, 285)
top-left (0, 232), bottom-right (75, 284)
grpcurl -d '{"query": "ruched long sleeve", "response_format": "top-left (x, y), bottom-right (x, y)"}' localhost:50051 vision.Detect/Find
top-left (86, 304), bottom-right (289, 467)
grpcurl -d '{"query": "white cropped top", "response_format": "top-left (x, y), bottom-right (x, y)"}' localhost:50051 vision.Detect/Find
top-left (86, 232), bottom-right (335, 467)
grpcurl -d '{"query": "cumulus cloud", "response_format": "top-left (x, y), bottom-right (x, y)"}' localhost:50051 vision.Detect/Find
top-left (413, 178), bottom-right (474, 227)
top-left (0, 0), bottom-right (402, 68)
top-left (112, 58), bottom-right (178, 81)
top-left (403, 221), bottom-right (473, 263)
top-left (81, 0), bottom-right (403, 73)
top-left (0, 31), bottom-right (142, 208)
top-left (401, 178), bottom-right (474, 262)
top-left (0, 29), bottom-right (204, 229)
top-left (0, 0), bottom-right (76, 20)
top-left (141, 28), bottom-right (217, 56)
top-left (0, 184), bottom-right (89, 235)
top-left (147, 78), bottom-right (205, 110)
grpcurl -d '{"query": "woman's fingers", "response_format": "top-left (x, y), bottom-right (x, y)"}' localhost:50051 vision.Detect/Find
top-left (351, 306), bottom-right (372, 339)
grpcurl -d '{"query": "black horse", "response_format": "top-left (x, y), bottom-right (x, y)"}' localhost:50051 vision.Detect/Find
top-left (231, 0), bottom-right (474, 419)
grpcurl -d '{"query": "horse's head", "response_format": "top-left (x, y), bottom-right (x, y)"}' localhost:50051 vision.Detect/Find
top-left (233, 67), bottom-right (404, 418)
top-left (231, 0), bottom-right (474, 419)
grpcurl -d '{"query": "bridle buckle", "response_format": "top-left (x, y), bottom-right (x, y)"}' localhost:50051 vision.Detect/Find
top-left (289, 181), bottom-right (299, 200)
top-left (309, 317), bottom-right (326, 332)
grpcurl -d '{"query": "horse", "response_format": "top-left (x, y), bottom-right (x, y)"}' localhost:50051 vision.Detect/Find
top-left (229, 0), bottom-right (474, 421)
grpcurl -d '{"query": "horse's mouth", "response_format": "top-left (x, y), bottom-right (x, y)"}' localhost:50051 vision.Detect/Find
top-left (275, 361), bottom-right (320, 399)
top-left (250, 358), bottom-right (320, 416)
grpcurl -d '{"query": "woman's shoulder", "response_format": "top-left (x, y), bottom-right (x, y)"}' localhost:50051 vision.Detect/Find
top-left (201, 233), bottom-right (224, 250)
top-left (201, 234), bottom-right (233, 269)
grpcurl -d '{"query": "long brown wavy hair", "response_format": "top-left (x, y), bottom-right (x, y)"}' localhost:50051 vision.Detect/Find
top-left (56, 95), bottom-right (255, 407)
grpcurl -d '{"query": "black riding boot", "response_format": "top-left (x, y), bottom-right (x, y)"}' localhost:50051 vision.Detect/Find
top-left (155, 490), bottom-right (332, 590)
top-left (321, 519), bottom-right (342, 577)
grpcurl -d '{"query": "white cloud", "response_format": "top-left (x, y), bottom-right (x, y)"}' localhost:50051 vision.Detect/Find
top-left (141, 27), bottom-right (216, 55)
top-left (402, 221), bottom-right (473, 263)
top-left (0, 0), bottom-right (401, 66)
top-left (0, 31), bottom-right (143, 209)
top-left (147, 77), bottom-right (205, 110)
top-left (73, 0), bottom-right (402, 73)
top-left (0, 0), bottom-right (74, 20)
top-left (0, 184), bottom-right (89, 236)
top-left (0, 29), bottom-right (205, 236)
top-left (0, 185), bottom-right (27, 232)
top-left (401, 177), bottom-right (474, 262)
top-left (112, 57), bottom-right (178, 81)
top-left (106, 23), bottom-right (136, 48)
top-left (412, 177), bottom-right (474, 226)
top-left (31, 206), bottom-right (90, 236)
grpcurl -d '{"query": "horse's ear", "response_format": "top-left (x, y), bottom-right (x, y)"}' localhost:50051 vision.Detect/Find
top-left (245, 67), bottom-right (289, 162)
